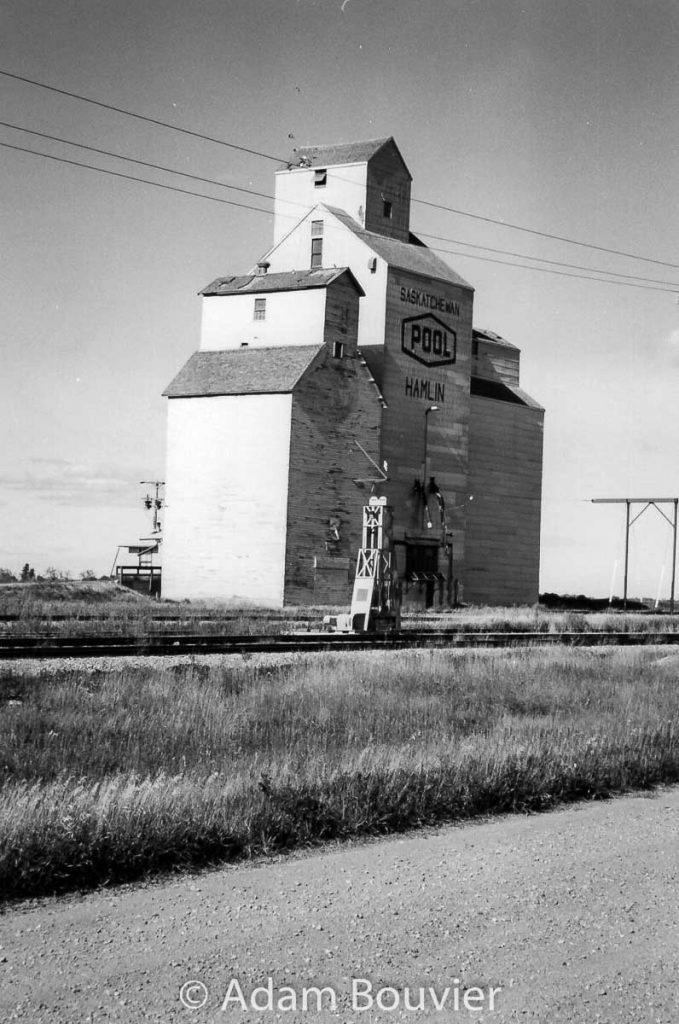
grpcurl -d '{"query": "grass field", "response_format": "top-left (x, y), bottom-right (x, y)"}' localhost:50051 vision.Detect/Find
top-left (2, 580), bottom-right (678, 637)
top-left (0, 581), bottom-right (342, 636)
top-left (1, 645), bottom-right (678, 901)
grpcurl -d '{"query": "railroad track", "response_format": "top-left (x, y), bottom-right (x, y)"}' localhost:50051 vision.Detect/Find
top-left (2, 630), bottom-right (679, 659)
top-left (0, 613), bottom-right (300, 623)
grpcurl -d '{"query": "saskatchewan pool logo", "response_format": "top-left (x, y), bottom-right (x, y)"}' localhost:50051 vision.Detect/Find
top-left (401, 313), bottom-right (457, 368)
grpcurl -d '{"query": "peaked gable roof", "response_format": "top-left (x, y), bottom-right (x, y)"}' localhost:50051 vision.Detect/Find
top-left (163, 346), bottom-right (323, 398)
top-left (200, 267), bottom-right (364, 297)
top-left (324, 206), bottom-right (473, 291)
top-left (284, 137), bottom-right (411, 178)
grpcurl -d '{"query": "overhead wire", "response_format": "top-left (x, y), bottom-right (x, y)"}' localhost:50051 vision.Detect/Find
top-left (412, 196), bottom-right (679, 271)
top-left (423, 241), bottom-right (679, 293)
top-left (3, 138), bottom-right (678, 294)
top-left (3, 122), bottom-right (678, 293)
top-left (0, 119), bottom-right (276, 204)
top-left (0, 68), bottom-right (286, 163)
top-left (2, 66), bottom-right (678, 272)
top-left (415, 231), bottom-right (679, 288)
top-left (0, 141), bottom-right (272, 215)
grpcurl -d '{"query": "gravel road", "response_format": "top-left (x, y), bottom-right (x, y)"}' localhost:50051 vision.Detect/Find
top-left (1, 788), bottom-right (677, 1024)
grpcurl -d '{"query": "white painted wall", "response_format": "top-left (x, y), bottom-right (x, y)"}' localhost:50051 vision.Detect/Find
top-left (162, 394), bottom-right (292, 605)
top-left (200, 288), bottom-right (326, 351)
top-left (274, 164), bottom-right (368, 245)
top-left (265, 207), bottom-right (388, 349)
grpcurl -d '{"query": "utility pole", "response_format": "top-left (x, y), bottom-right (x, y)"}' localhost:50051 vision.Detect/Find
top-left (592, 497), bottom-right (679, 613)
top-left (623, 499), bottom-right (630, 610)
top-left (141, 481), bottom-right (165, 534)
top-left (422, 405), bottom-right (438, 530)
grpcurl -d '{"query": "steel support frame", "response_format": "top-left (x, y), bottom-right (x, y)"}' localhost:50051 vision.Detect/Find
top-left (592, 497), bottom-right (679, 612)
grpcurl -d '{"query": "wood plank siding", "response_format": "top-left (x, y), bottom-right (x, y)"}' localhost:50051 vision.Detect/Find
top-left (364, 140), bottom-right (412, 242)
top-left (466, 396), bottom-right (544, 605)
top-left (472, 336), bottom-right (521, 385)
top-left (162, 393), bottom-right (293, 605)
top-left (284, 346), bottom-right (381, 605)
top-left (373, 268), bottom-right (473, 585)
top-left (322, 274), bottom-right (361, 357)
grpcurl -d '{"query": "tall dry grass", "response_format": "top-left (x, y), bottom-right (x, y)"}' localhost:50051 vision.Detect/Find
top-left (0, 581), bottom-right (332, 636)
top-left (406, 605), bottom-right (679, 634)
top-left (1, 647), bottom-right (678, 899)
top-left (2, 580), bottom-right (678, 637)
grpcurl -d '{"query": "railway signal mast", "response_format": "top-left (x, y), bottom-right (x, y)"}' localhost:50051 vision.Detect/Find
top-left (325, 496), bottom-right (402, 633)
top-left (350, 496), bottom-right (401, 631)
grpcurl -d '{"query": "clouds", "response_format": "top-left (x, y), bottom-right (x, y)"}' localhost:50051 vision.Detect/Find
top-left (0, 458), bottom-right (146, 508)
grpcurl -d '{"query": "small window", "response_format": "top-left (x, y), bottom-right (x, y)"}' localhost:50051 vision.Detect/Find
top-left (383, 200), bottom-right (393, 219)
top-left (254, 297), bottom-right (266, 321)
top-left (332, 341), bottom-right (344, 359)
top-left (310, 237), bottom-right (323, 268)
top-left (311, 219), bottom-right (324, 237)
top-left (314, 168), bottom-right (327, 187)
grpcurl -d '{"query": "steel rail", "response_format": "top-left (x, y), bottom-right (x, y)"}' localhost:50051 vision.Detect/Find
top-left (0, 613), bottom-right (303, 623)
top-left (1, 631), bottom-right (679, 659)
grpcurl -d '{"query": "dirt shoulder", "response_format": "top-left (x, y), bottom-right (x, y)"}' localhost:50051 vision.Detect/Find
top-left (1, 788), bottom-right (678, 1023)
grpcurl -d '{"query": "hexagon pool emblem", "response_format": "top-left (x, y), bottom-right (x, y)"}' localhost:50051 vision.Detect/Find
top-left (401, 314), bottom-right (457, 367)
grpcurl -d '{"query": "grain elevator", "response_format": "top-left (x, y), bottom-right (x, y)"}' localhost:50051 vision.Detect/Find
top-left (163, 138), bottom-right (544, 606)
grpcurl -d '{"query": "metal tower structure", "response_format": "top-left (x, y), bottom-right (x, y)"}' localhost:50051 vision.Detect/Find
top-left (592, 497), bottom-right (678, 612)
top-left (349, 496), bottom-right (401, 631)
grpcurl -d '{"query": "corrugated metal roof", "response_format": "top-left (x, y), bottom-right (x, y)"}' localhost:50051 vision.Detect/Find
top-left (200, 267), bottom-right (363, 297)
top-left (324, 207), bottom-right (474, 291)
top-left (284, 138), bottom-right (393, 169)
top-left (473, 327), bottom-right (519, 350)
top-left (163, 346), bottom-right (323, 398)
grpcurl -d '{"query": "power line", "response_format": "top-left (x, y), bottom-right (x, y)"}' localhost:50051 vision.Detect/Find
top-left (413, 196), bottom-right (679, 271)
top-left (0, 120), bottom-right (276, 205)
top-left (0, 67), bottom-right (286, 163)
top-left (3, 139), bottom-right (675, 296)
top-left (416, 231), bottom-right (679, 289)
top-left (3, 119), bottom-right (676, 291)
top-left (0, 141), bottom-right (272, 215)
top-left (424, 241), bottom-right (678, 293)
top-left (0, 122), bottom-right (356, 231)
top-left (3, 140), bottom-right (676, 294)
top-left (2, 66), bottom-right (677, 273)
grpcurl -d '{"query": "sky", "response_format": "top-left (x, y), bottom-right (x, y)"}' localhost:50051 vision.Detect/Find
top-left (1, 0), bottom-right (678, 598)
